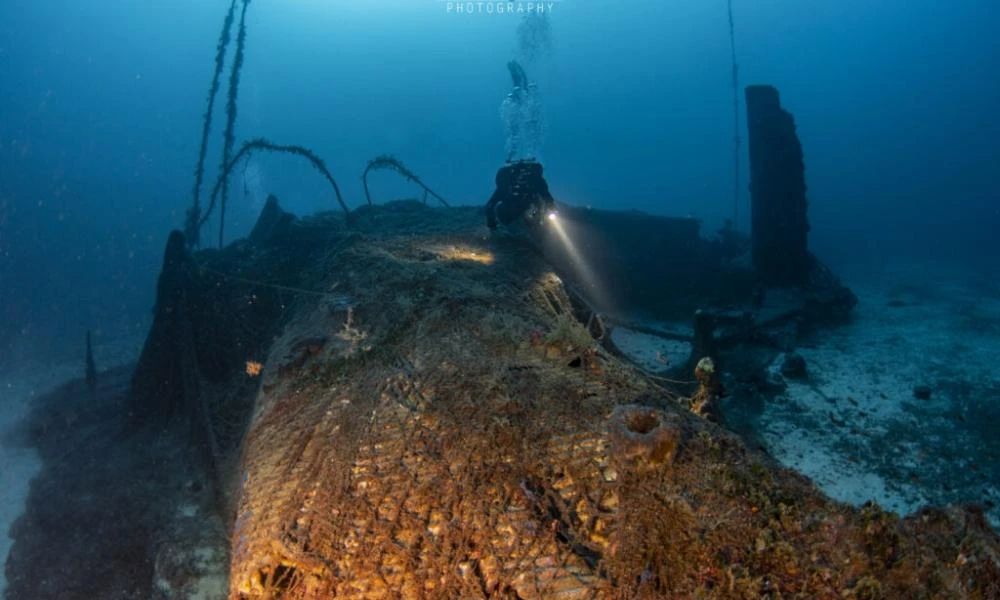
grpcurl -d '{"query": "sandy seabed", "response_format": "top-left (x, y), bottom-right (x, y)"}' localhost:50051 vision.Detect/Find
top-left (0, 373), bottom-right (49, 598)
top-left (759, 261), bottom-right (1000, 530)
top-left (0, 335), bottom-right (145, 597)
top-left (615, 259), bottom-right (999, 532)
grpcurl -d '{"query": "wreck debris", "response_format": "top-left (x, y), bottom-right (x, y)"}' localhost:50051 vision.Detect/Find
top-left (609, 404), bottom-right (683, 468)
top-left (691, 356), bottom-right (723, 420)
top-left (745, 84), bottom-right (811, 286)
top-left (118, 203), bottom-right (1000, 598)
top-left (362, 154), bottom-right (451, 207)
top-left (780, 351), bottom-right (808, 379)
top-left (691, 308), bottom-right (717, 368)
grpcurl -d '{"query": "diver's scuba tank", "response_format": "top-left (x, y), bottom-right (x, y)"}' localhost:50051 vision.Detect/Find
top-left (488, 158), bottom-right (557, 233)
top-left (508, 158), bottom-right (555, 229)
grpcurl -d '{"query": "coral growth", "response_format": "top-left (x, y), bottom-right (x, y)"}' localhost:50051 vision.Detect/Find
top-left (186, 0), bottom-right (239, 249)
top-left (691, 356), bottom-right (724, 419)
top-left (361, 154), bottom-right (450, 207)
top-left (609, 404), bottom-right (683, 468)
top-left (201, 138), bottom-right (349, 234)
top-left (125, 204), bottom-right (1000, 599)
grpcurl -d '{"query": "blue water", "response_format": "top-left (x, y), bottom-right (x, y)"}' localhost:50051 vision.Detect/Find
top-left (0, 0), bottom-right (997, 364)
top-left (1, 3), bottom-right (999, 597)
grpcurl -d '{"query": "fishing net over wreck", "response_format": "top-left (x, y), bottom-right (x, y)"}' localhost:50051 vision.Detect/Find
top-left (129, 200), bottom-right (1000, 599)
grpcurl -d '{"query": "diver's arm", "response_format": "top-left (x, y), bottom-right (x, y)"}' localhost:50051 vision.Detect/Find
top-left (534, 174), bottom-right (556, 208)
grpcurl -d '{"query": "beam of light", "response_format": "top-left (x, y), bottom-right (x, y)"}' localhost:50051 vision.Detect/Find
top-left (545, 213), bottom-right (608, 309)
top-left (437, 245), bottom-right (495, 265)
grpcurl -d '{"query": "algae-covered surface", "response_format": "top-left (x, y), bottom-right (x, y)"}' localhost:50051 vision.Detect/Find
top-left (208, 202), bottom-right (998, 598)
top-left (7, 202), bottom-right (1000, 599)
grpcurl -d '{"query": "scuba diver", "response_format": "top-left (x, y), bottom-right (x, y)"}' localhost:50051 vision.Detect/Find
top-left (485, 159), bottom-right (556, 230)
top-left (485, 60), bottom-right (556, 230)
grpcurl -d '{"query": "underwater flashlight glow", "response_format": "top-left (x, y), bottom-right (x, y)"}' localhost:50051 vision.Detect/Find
top-left (546, 213), bottom-right (608, 309)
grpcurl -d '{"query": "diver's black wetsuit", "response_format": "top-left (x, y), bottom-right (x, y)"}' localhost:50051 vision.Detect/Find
top-left (485, 160), bottom-right (555, 230)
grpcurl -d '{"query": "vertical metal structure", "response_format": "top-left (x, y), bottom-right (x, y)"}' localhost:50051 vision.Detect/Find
top-left (727, 0), bottom-right (741, 228)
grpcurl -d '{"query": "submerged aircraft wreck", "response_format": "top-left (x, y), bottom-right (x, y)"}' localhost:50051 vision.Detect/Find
top-left (127, 130), bottom-right (1000, 597)
top-left (5, 7), bottom-right (997, 589)
top-left (7, 85), bottom-right (1000, 599)
top-left (156, 71), bottom-right (1000, 598)
top-left (110, 87), bottom-right (1000, 597)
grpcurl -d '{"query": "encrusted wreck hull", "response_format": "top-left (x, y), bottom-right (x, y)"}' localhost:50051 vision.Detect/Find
top-left (128, 202), bottom-right (998, 599)
top-left (227, 206), bottom-right (675, 598)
